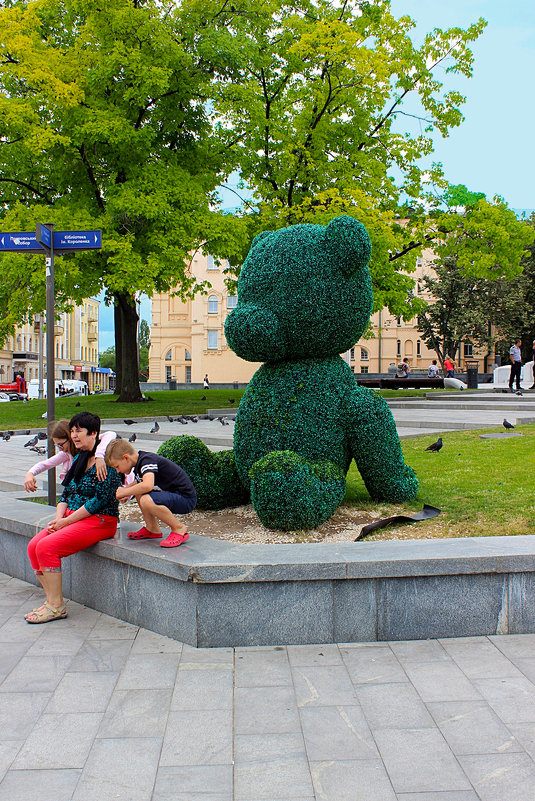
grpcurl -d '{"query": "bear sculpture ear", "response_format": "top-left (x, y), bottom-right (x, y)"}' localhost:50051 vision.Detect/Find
top-left (250, 230), bottom-right (273, 249)
top-left (324, 215), bottom-right (372, 278)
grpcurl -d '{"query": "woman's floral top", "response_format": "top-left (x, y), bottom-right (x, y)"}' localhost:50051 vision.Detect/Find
top-left (60, 458), bottom-right (121, 517)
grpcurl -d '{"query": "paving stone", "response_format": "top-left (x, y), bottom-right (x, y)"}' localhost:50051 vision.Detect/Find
top-left (389, 639), bottom-right (451, 664)
top-left (292, 665), bottom-right (358, 707)
top-left (235, 648), bottom-right (292, 687)
top-left (340, 645), bottom-right (409, 685)
top-left (427, 700), bottom-right (524, 755)
top-left (396, 793), bottom-right (479, 800)
top-left (458, 752), bottom-right (535, 801)
top-left (0, 654), bottom-right (72, 692)
top-left (152, 765), bottom-right (233, 801)
top-left (115, 652), bottom-right (179, 690)
top-left (97, 688), bottom-right (173, 738)
top-left (234, 686), bottom-right (301, 734)
top-left (130, 628), bottom-right (183, 654)
top-left (160, 709), bottom-right (232, 766)
top-left (0, 741), bottom-right (21, 782)
top-left (67, 638), bottom-right (134, 672)
top-left (507, 657), bottom-right (535, 684)
top-left (299, 705), bottom-right (378, 760)
top-left (25, 628), bottom-right (86, 657)
top-left (356, 682), bottom-right (435, 730)
top-left (0, 768), bottom-right (82, 801)
top-left (180, 644), bottom-right (234, 665)
top-left (12, 712), bottom-right (103, 769)
top-left (286, 644), bottom-right (343, 667)
top-left (506, 722), bottom-right (535, 759)
top-left (439, 637), bottom-right (525, 679)
top-left (87, 613), bottom-right (139, 640)
top-left (402, 660), bottom-right (483, 703)
top-left (0, 614), bottom-right (47, 644)
top-left (45, 671), bottom-right (118, 713)
top-left (0, 692), bottom-right (50, 740)
top-left (235, 756), bottom-right (313, 800)
top-left (374, 728), bottom-right (472, 793)
top-left (171, 666), bottom-right (234, 710)
top-left (234, 732), bottom-right (307, 762)
top-left (0, 641), bottom-right (32, 675)
top-left (488, 633), bottom-right (535, 661)
top-left (310, 759), bottom-right (397, 801)
top-left (473, 675), bottom-right (535, 724)
top-left (73, 737), bottom-right (161, 801)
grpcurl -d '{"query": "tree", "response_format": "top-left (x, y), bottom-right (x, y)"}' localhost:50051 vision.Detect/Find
top-left (214, 0), bottom-right (487, 315)
top-left (99, 346), bottom-right (116, 372)
top-left (416, 204), bottom-right (535, 366)
top-left (0, 0), bottom-right (247, 401)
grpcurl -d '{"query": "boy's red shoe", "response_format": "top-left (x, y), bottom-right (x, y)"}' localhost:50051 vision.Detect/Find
top-left (160, 531), bottom-right (189, 548)
top-left (127, 527), bottom-right (162, 540)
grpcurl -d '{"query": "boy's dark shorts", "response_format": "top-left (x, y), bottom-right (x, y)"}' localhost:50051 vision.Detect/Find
top-left (149, 490), bottom-right (197, 514)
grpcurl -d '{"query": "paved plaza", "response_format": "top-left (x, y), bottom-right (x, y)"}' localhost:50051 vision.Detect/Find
top-left (1, 396), bottom-right (535, 799)
top-left (1, 574), bottom-right (535, 800)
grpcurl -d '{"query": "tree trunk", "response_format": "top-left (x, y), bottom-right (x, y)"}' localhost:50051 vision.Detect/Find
top-left (114, 302), bottom-right (122, 395)
top-left (115, 292), bottom-right (143, 402)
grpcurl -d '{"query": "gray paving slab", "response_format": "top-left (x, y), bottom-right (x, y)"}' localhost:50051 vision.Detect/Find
top-left (1, 576), bottom-right (535, 799)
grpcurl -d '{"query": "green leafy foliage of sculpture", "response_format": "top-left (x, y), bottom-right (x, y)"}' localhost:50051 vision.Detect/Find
top-left (162, 215), bottom-right (418, 531)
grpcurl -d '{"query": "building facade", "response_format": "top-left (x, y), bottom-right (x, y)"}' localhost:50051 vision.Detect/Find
top-left (149, 247), bottom-right (488, 383)
top-left (1, 298), bottom-right (112, 392)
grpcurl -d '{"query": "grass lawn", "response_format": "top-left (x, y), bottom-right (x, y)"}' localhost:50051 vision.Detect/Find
top-left (0, 389), bottom-right (245, 429)
top-left (345, 424), bottom-right (535, 539)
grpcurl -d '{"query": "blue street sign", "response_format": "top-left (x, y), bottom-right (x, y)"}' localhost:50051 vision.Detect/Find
top-left (37, 224), bottom-right (52, 248)
top-left (0, 232), bottom-right (42, 252)
top-left (53, 230), bottom-right (101, 250)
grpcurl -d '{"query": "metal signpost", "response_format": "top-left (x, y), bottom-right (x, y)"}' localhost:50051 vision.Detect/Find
top-left (0, 224), bottom-right (102, 505)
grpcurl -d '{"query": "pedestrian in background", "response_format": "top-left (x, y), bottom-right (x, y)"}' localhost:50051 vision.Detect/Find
top-left (509, 338), bottom-right (522, 393)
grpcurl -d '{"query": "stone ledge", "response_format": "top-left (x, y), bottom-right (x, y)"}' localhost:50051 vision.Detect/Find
top-left (2, 493), bottom-right (535, 646)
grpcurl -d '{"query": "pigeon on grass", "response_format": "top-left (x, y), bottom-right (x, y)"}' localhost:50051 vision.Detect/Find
top-left (425, 437), bottom-right (443, 453)
top-left (503, 419), bottom-right (515, 430)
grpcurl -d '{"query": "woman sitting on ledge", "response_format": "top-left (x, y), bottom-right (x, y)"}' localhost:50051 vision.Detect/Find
top-left (25, 411), bottom-right (122, 624)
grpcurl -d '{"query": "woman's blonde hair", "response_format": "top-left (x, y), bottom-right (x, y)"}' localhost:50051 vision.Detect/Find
top-left (51, 419), bottom-right (77, 456)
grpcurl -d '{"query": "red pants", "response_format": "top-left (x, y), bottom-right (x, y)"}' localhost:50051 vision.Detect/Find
top-left (27, 510), bottom-right (117, 572)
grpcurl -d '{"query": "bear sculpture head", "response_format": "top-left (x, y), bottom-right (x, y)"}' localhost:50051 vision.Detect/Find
top-left (225, 215), bottom-right (373, 363)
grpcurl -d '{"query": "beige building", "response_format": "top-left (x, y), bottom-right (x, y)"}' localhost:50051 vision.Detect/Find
top-left (1, 298), bottom-right (112, 392)
top-left (149, 247), bottom-right (487, 383)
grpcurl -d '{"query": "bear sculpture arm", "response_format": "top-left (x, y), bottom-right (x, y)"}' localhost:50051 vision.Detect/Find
top-left (347, 388), bottom-right (418, 502)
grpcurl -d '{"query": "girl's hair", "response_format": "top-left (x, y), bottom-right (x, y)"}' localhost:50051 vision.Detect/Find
top-left (51, 419), bottom-right (77, 456)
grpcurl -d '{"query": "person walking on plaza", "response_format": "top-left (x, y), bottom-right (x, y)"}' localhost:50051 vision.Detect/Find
top-left (25, 412), bottom-right (122, 624)
top-left (509, 338), bottom-right (522, 393)
top-left (106, 439), bottom-right (197, 548)
top-left (531, 338), bottom-right (535, 390)
top-left (203, 373), bottom-right (210, 389)
top-left (444, 355), bottom-right (455, 377)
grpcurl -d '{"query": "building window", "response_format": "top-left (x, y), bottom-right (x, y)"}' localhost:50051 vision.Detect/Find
top-left (208, 295), bottom-right (219, 314)
top-left (227, 295), bottom-right (238, 309)
top-left (350, 348), bottom-right (355, 361)
top-left (397, 316), bottom-right (402, 326)
top-left (207, 330), bottom-right (218, 350)
top-left (360, 366), bottom-right (369, 374)
top-left (464, 343), bottom-right (473, 357)
top-left (397, 340), bottom-right (401, 357)
top-left (165, 349), bottom-right (172, 360)
top-left (185, 366), bottom-right (191, 383)
top-left (185, 349), bottom-right (191, 361)
top-left (166, 366), bottom-right (172, 381)
top-left (207, 254), bottom-right (218, 271)
top-left (361, 348), bottom-right (369, 361)
top-left (417, 340), bottom-right (421, 357)
top-left (417, 256), bottom-right (422, 266)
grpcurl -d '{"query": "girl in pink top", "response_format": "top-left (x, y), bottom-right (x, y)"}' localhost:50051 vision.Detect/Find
top-left (24, 419), bottom-right (118, 491)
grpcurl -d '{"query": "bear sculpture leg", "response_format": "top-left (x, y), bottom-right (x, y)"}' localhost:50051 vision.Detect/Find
top-left (248, 450), bottom-right (347, 531)
top-left (158, 436), bottom-right (249, 509)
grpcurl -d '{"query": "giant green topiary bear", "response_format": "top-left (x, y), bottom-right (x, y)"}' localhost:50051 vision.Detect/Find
top-left (159, 215), bottom-right (418, 530)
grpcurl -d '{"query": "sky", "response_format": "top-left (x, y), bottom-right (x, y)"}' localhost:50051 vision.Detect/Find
top-left (98, 0), bottom-right (535, 351)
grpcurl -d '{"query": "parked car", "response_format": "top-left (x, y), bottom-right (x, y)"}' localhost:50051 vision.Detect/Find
top-left (0, 392), bottom-right (10, 402)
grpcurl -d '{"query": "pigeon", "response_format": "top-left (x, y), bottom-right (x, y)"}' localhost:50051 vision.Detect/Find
top-left (229, 398), bottom-right (235, 404)
top-left (124, 419), bottom-right (136, 425)
top-left (128, 433), bottom-right (137, 443)
top-left (146, 395), bottom-right (155, 401)
top-left (425, 437), bottom-right (443, 453)
top-left (30, 445), bottom-right (46, 454)
top-left (218, 416), bottom-right (229, 426)
top-left (19, 430), bottom-right (30, 435)
top-left (201, 395), bottom-right (207, 401)
top-left (25, 435), bottom-right (39, 448)
top-left (167, 415), bottom-right (174, 423)
top-left (75, 401), bottom-right (81, 407)
top-left (190, 416), bottom-right (198, 423)
top-left (177, 416), bottom-right (188, 425)
top-left (3, 434), bottom-right (11, 441)
top-left (150, 421), bottom-right (160, 433)
top-left (503, 419), bottom-right (515, 430)
top-left (37, 432), bottom-right (48, 440)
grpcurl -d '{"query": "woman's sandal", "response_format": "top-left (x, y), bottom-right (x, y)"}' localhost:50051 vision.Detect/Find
top-left (25, 603), bottom-right (67, 624)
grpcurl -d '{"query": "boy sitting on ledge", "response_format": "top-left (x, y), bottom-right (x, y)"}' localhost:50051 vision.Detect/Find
top-left (105, 439), bottom-right (196, 548)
